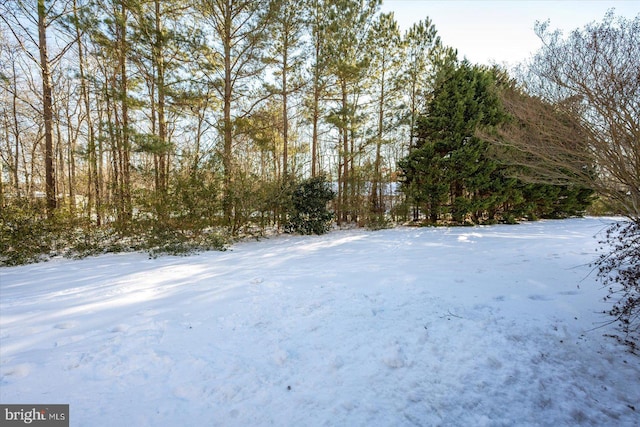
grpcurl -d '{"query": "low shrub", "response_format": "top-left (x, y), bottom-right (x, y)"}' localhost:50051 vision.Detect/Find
top-left (596, 220), bottom-right (640, 350)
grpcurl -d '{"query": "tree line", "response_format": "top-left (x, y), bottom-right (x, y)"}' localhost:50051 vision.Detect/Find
top-left (0, 1), bottom-right (439, 248)
top-left (0, 2), bottom-right (637, 267)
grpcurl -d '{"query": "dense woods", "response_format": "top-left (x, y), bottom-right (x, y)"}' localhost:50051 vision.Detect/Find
top-left (0, 2), bottom-right (637, 267)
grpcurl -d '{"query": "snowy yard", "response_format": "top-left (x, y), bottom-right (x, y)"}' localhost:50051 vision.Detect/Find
top-left (1, 217), bottom-right (639, 426)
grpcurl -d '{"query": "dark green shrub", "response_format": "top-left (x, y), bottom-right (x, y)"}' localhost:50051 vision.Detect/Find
top-left (286, 176), bottom-right (335, 235)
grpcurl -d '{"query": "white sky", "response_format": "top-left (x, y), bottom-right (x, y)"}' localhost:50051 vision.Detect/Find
top-left (380, 0), bottom-right (640, 66)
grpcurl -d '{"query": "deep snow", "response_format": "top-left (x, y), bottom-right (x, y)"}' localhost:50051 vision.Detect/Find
top-left (1, 217), bottom-right (639, 426)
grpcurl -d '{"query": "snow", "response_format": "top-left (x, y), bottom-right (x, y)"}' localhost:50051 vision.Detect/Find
top-left (1, 217), bottom-right (639, 426)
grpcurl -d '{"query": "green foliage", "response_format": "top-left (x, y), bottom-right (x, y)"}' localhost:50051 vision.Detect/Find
top-left (0, 181), bottom-right (228, 265)
top-left (1, 202), bottom-right (111, 265)
top-left (169, 166), bottom-right (223, 231)
top-left (398, 60), bottom-right (593, 224)
top-left (518, 184), bottom-right (594, 220)
top-left (399, 61), bottom-right (506, 224)
top-left (286, 176), bottom-right (335, 235)
top-left (136, 219), bottom-right (226, 259)
top-left (398, 144), bottom-right (449, 223)
top-left (0, 201), bottom-right (55, 266)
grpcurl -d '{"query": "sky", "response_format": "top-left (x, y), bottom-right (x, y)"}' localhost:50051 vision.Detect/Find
top-left (380, 0), bottom-right (640, 67)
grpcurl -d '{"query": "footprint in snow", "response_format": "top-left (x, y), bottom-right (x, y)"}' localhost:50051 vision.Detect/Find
top-left (273, 348), bottom-right (289, 366)
top-left (382, 346), bottom-right (408, 369)
top-left (2, 364), bottom-right (30, 378)
top-left (54, 322), bottom-right (76, 330)
top-left (110, 324), bottom-right (130, 333)
top-left (528, 294), bottom-right (552, 301)
top-left (250, 277), bottom-right (264, 284)
top-left (331, 355), bottom-right (344, 370)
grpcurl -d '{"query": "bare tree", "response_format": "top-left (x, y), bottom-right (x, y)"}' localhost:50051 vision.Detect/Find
top-left (485, 12), bottom-right (640, 220)
top-left (1, 1), bottom-right (74, 214)
top-left (489, 12), bottom-right (639, 220)
top-left (485, 12), bottom-right (640, 345)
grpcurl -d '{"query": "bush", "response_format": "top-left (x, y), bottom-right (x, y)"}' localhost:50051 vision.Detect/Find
top-left (596, 220), bottom-right (640, 350)
top-left (0, 202), bottom-right (55, 266)
top-left (286, 176), bottom-right (335, 235)
top-left (142, 220), bottom-right (226, 258)
top-left (0, 199), bottom-right (228, 266)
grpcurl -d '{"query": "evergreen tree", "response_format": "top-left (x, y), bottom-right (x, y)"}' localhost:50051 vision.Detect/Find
top-left (399, 61), bottom-right (505, 224)
top-left (324, 0), bottom-right (381, 224)
top-left (198, 0), bottom-right (270, 230)
top-left (304, 0), bottom-right (331, 178)
top-left (399, 60), bottom-right (593, 224)
top-left (367, 12), bottom-right (403, 221)
top-left (401, 18), bottom-right (442, 151)
top-left (129, 0), bottom-right (194, 220)
top-left (95, 0), bottom-right (135, 229)
top-left (265, 0), bottom-right (307, 180)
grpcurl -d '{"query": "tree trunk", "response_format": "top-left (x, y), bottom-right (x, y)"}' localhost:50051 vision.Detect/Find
top-left (222, 0), bottom-right (233, 227)
top-left (372, 66), bottom-right (385, 216)
top-left (311, 84), bottom-right (319, 177)
top-left (10, 60), bottom-right (21, 197)
top-left (282, 35), bottom-right (289, 179)
top-left (341, 78), bottom-right (349, 224)
top-left (155, 0), bottom-right (168, 197)
top-left (38, 0), bottom-right (56, 215)
top-left (74, 0), bottom-right (101, 224)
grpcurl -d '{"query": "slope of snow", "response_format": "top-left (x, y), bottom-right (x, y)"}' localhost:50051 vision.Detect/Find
top-left (1, 217), bottom-right (638, 426)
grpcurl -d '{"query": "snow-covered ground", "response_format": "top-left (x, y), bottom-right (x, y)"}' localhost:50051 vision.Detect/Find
top-left (1, 217), bottom-right (638, 426)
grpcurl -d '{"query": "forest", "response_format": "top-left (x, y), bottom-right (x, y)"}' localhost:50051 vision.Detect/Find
top-left (0, 1), bottom-right (638, 268)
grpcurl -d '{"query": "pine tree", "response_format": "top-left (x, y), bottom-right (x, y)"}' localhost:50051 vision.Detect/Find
top-left (402, 18), bottom-right (442, 151)
top-left (91, 0), bottom-right (136, 229)
top-left (128, 0), bottom-right (195, 221)
top-left (199, 0), bottom-right (270, 229)
top-left (400, 60), bottom-right (593, 224)
top-left (367, 12), bottom-right (403, 220)
top-left (325, 0), bottom-right (381, 224)
top-left (304, 0), bottom-right (331, 178)
top-left (399, 61), bottom-right (506, 224)
top-left (265, 0), bottom-right (306, 181)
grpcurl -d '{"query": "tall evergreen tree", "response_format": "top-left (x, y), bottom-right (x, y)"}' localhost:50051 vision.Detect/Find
top-left (199, 0), bottom-right (270, 229)
top-left (402, 18), bottom-right (442, 151)
top-left (367, 12), bottom-right (403, 219)
top-left (71, 0), bottom-right (103, 225)
top-left (265, 0), bottom-right (307, 180)
top-left (89, 0), bottom-right (136, 228)
top-left (129, 0), bottom-right (194, 219)
top-left (399, 61), bottom-right (506, 223)
top-left (400, 60), bottom-right (593, 224)
top-left (304, 0), bottom-right (331, 178)
top-left (325, 0), bottom-right (380, 224)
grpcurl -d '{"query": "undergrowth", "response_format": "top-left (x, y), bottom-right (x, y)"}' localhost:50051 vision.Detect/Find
top-left (595, 220), bottom-right (640, 351)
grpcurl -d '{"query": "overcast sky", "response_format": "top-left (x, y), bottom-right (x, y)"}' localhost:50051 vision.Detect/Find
top-left (380, 0), bottom-right (640, 67)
